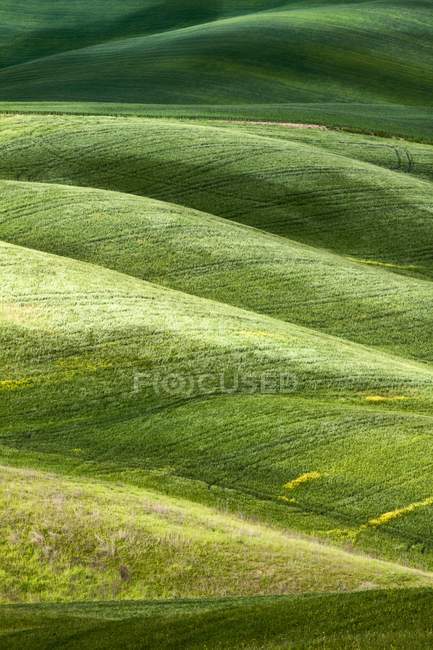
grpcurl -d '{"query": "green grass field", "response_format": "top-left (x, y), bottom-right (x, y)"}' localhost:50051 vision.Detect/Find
top-left (1, 1), bottom-right (433, 106)
top-left (2, 1), bottom-right (433, 647)
top-left (2, 111), bottom-right (433, 646)
top-left (1, 102), bottom-right (432, 142)
top-left (4, 464), bottom-right (432, 603)
top-left (2, 113), bottom-right (433, 565)
top-left (2, 108), bottom-right (433, 644)
top-left (3, 589), bottom-right (433, 649)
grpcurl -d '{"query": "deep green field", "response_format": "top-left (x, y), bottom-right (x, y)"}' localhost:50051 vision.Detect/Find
top-left (1, 108), bottom-right (433, 644)
top-left (1, 1), bottom-right (433, 106)
top-left (2, 113), bottom-right (433, 574)
top-left (3, 590), bottom-right (433, 649)
top-left (0, 0), bottom-right (283, 68)
top-left (2, 1), bottom-right (433, 646)
top-left (1, 102), bottom-right (432, 142)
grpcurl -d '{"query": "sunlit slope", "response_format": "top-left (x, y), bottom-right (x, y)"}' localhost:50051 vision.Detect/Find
top-left (2, 464), bottom-right (429, 603)
top-left (3, 241), bottom-right (433, 565)
top-left (3, 590), bottom-right (433, 650)
top-left (1, 102), bottom-right (432, 142)
top-left (3, 179), bottom-right (433, 362)
top-left (3, 238), bottom-right (433, 430)
top-left (218, 122), bottom-right (433, 183)
top-left (0, 115), bottom-right (432, 276)
top-left (1, 2), bottom-right (433, 104)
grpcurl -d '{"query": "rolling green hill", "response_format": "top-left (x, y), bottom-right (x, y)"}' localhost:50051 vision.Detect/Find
top-left (3, 589), bottom-right (433, 649)
top-left (0, 0), bottom-right (284, 68)
top-left (2, 0), bottom-right (433, 645)
top-left (1, 101), bottom-right (432, 142)
top-left (3, 228), bottom-right (433, 570)
top-left (1, 115), bottom-right (433, 276)
top-left (2, 114), bottom-right (433, 578)
top-left (1, 1), bottom-right (433, 104)
top-left (2, 177), bottom-right (433, 363)
top-left (3, 464), bottom-right (430, 603)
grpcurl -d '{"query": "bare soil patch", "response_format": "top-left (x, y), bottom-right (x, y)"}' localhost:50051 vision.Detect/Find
top-left (229, 120), bottom-right (328, 130)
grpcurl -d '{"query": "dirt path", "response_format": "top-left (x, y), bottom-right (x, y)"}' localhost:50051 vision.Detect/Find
top-left (229, 120), bottom-right (328, 130)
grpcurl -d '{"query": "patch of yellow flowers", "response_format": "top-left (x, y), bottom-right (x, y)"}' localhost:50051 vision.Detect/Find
top-left (284, 471), bottom-right (322, 491)
top-left (0, 377), bottom-right (32, 391)
top-left (365, 395), bottom-right (408, 403)
top-left (278, 469), bottom-right (433, 543)
top-left (365, 496), bottom-right (433, 529)
top-left (278, 471), bottom-right (322, 504)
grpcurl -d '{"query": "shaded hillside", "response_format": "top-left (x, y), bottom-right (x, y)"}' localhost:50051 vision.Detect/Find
top-left (1, 2), bottom-right (433, 104)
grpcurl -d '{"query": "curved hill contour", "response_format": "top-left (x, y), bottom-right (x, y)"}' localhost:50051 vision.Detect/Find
top-left (0, 115), bottom-right (433, 276)
top-left (0, 1), bottom-right (433, 104)
top-left (3, 236), bottom-right (433, 570)
top-left (2, 0), bottom-right (433, 642)
top-left (1, 178), bottom-right (433, 363)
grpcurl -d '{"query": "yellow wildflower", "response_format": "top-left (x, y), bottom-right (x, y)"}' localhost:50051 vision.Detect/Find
top-left (366, 497), bottom-right (433, 529)
top-left (284, 471), bottom-right (321, 491)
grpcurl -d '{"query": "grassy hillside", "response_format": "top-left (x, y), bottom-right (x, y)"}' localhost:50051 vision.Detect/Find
top-left (1, 2), bottom-right (433, 105)
top-left (2, 1), bottom-right (433, 645)
top-left (2, 178), bottom-right (433, 363)
top-left (219, 121), bottom-right (433, 182)
top-left (3, 235), bottom-right (433, 570)
top-left (3, 589), bottom-right (433, 649)
top-left (0, 101), bottom-right (433, 143)
top-left (3, 464), bottom-right (430, 603)
top-left (0, 0), bottom-right (284, 68)
top-left (1, 115), bottom-right (433, 277)
top-left (1, 102), bottom-right (432, 142)
top-left (1, 114), bottom-right (433, 578)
